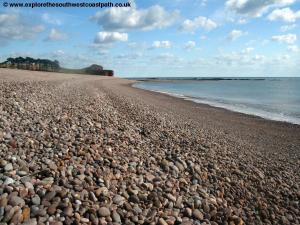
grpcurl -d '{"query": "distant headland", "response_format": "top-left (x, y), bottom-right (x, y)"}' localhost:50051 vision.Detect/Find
top-left (0, 57), bottom-right (114, 76)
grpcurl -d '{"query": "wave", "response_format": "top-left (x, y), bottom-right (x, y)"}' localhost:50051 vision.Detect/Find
top-left (131, 77), bottom-right (267, 82)
top-left (136, 86), bottom-right (300, 125)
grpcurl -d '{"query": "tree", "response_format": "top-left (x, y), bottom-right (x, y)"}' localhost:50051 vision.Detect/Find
top-left (0, 57), bottom-right (61, 72)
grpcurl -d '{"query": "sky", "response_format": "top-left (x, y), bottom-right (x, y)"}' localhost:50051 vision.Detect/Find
top-left (0, 0), bottom-right (300, 77)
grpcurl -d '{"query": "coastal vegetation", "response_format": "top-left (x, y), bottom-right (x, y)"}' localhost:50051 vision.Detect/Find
top-left (0, 57), bottom-right (60, 72)
top-left (0, 57), bottom-right (114, 76)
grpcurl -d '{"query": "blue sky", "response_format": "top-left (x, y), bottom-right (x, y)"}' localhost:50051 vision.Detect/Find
top-left (0, 0), bottom-right (300, 77)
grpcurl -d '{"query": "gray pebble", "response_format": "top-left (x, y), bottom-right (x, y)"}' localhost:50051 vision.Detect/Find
top-left (4, 163), bottom-right (13, 172)
top-left (98, 207), bottom-right (110, 217)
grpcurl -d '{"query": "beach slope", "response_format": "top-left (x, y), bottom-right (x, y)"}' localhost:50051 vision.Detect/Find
top-left (0, 69), bottom-right (299, 224)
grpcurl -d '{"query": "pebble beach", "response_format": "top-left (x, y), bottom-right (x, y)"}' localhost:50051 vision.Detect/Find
top-left (0, 69), bottom-right (299, 225)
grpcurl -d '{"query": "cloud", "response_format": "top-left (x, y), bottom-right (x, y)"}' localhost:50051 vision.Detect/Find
top-left (151, 41), bottom-right (172, 49)
top-left (127, 42), bottom-right (148, 50)
top-left (42, 13), bottom-right (62, 25)
top-left (92, 3), bottom-right (179, 31)
top-left (0, 12), bottom-right (44, 43)
top-left (215, 50), bottom-right (266, 66)
top-left (52, 50), bottom-right (65, 57)
top-left (179, 16), bottom-right (217, 33)
top-left (115, 52), bottom-right (143, 60)
top-left (287, 45), bottom-right (299, 52)
top-left (268, 8), bottom-right (300, 22)
top-left (52, 53), bottom-right (99, 69)
top-left (45, 29), bottom-right (68, 41)
top-left (225, 0), bottom-right (296, 17)
top-left (238, 18), bottom-right (248, 24)
top-left (252, 54), bottom-right (266, 62)
top-left (280, 24), bottom-right (297, 32)
top-left (184, 41), bottom-right (196, 49)
top-left (272, 33), bottom-right (297, 44)
top-left (227, 29), bottom-right (247, 41)
top-left (200, 0), bottom-right (207, 6)
top-left (242, 47), bottom-right (254, 54)
top-left (94, 31), bottom-right (128, 44)
top-left (154, 53), bottom-right (183, 64)
top-left (88, 43), bottom-right (111, 54)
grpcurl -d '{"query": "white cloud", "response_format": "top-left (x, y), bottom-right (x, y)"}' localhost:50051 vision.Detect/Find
top-left (0, 12), bottom-right (44, 43)
top-left (280, 24), bottom-right (297, 32)
top-left (215, 50), bottom-right (266, 66)
top-left (184, 41), bottom-right (196, 49)
top-left (228, 29), bottom-right (247, 41)
top-left (42, 13), bottom-right (62, 25)
top-left (115, 52), bottom-right (143, 60)
top-left (127, 42), bottom-right (148, 50)
top-left (273, 54), bottom-right (291, 62)
top-left (252, 54), bottom-right (266, 61)
top-left (242, 47), bottom-right (254, 54)
top-left (151, 41), bottom-right (172, 49)
top-left (272, 33), bottom-right (297, 44)
top-left (53, 50), bottom-right (65, 57)
top-left (94, 31), bottom-right (128, 44)
top-left (179, 16), bottom-right (217, 33)
top-left (268, 8), bottom-right (300, 22)
top-left (92, 3), bottom-right (179, 31)
top-left (287, 45), bottom-right (299, 52)
top-left (46, 29), bottom-right (68, 41)
top-left (200, 0), bottom-right (207, 6)
top-left (238, 18), bottom-right (248, 24)
top-left (89, 43), bottom-right (111, 54)
top-left (154, 53), bottom-right (183, 64)
top-left (50, 53), bottom-right (99, 69)
top-left (226, 0), bottom-right (296, 17)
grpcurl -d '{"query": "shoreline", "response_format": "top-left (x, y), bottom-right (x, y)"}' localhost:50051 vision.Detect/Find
top-left (0, 69), bottom-right (299, 224)
top-left (132, 81), bottom-right (300, 126)
top-left (129, 79), bottom-right (300, 128)
top-left (105, 76), bottom-right (300, 168)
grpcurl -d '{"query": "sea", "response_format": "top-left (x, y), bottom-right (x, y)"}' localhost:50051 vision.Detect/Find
top-left (132, 77), bottom-right (300, 125)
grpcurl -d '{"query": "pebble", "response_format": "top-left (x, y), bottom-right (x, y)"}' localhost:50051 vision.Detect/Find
top-left (193, 209), bottom-right (204, 220)
top-left (22, 218), bottom-right (38, 225)
top-left (0, 159), bottom-right (8, 167)
top-left (47, 203), bottom-right (58, 215)
top-left (166, 193), bottom-right (177, 202)
top-left (17, 170), bottom-right (28, 176)
top-left (4, 206), bottom-right (19, 222)
top-left (64, 206), bottom-right (73, 217)
top-left (4, 177), bottom-right (15, 185)
top-left (25, 182), bottom-right (34, 190)
top-left (158, 218), bottom-right (168, 225)
top-left (175, 196), bottom-right (183, 208)
top-left (129, 195), bottom-right (139, 203)
top-left (98, 207), bottom-right (110, 217)
top-left (4, 163), bottom-right (13, 172)
top-left (185, 208), bottom-right (192, 217)
top-left (11, 208), bottom-right (23, 224)
top-left (50, 222), bottom-right (63, 225)
top-left (0, 194), bottom-right (8, 207)
top-left (31, 195), bottom-right (41, 205)
top-left (0, 74), bottom-right (297, 225)
top-left (22, 207), bottom-right (31, 221)
top-left (112, 210), bottom-right (121, 223)
top-left (4, 132), bottom-right (12, 139)
top-left (43, 191), bottom-right (57, 202)
top-left (9, 196), bottom-right (25, 207)
top-left (113, 195), bottom-right (125, 205)
top-left (80, 218), bottom-right (90, 223)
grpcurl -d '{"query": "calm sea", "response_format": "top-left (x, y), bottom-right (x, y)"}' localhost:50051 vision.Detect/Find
top-left (133, 78), bottom-right (300, 125)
